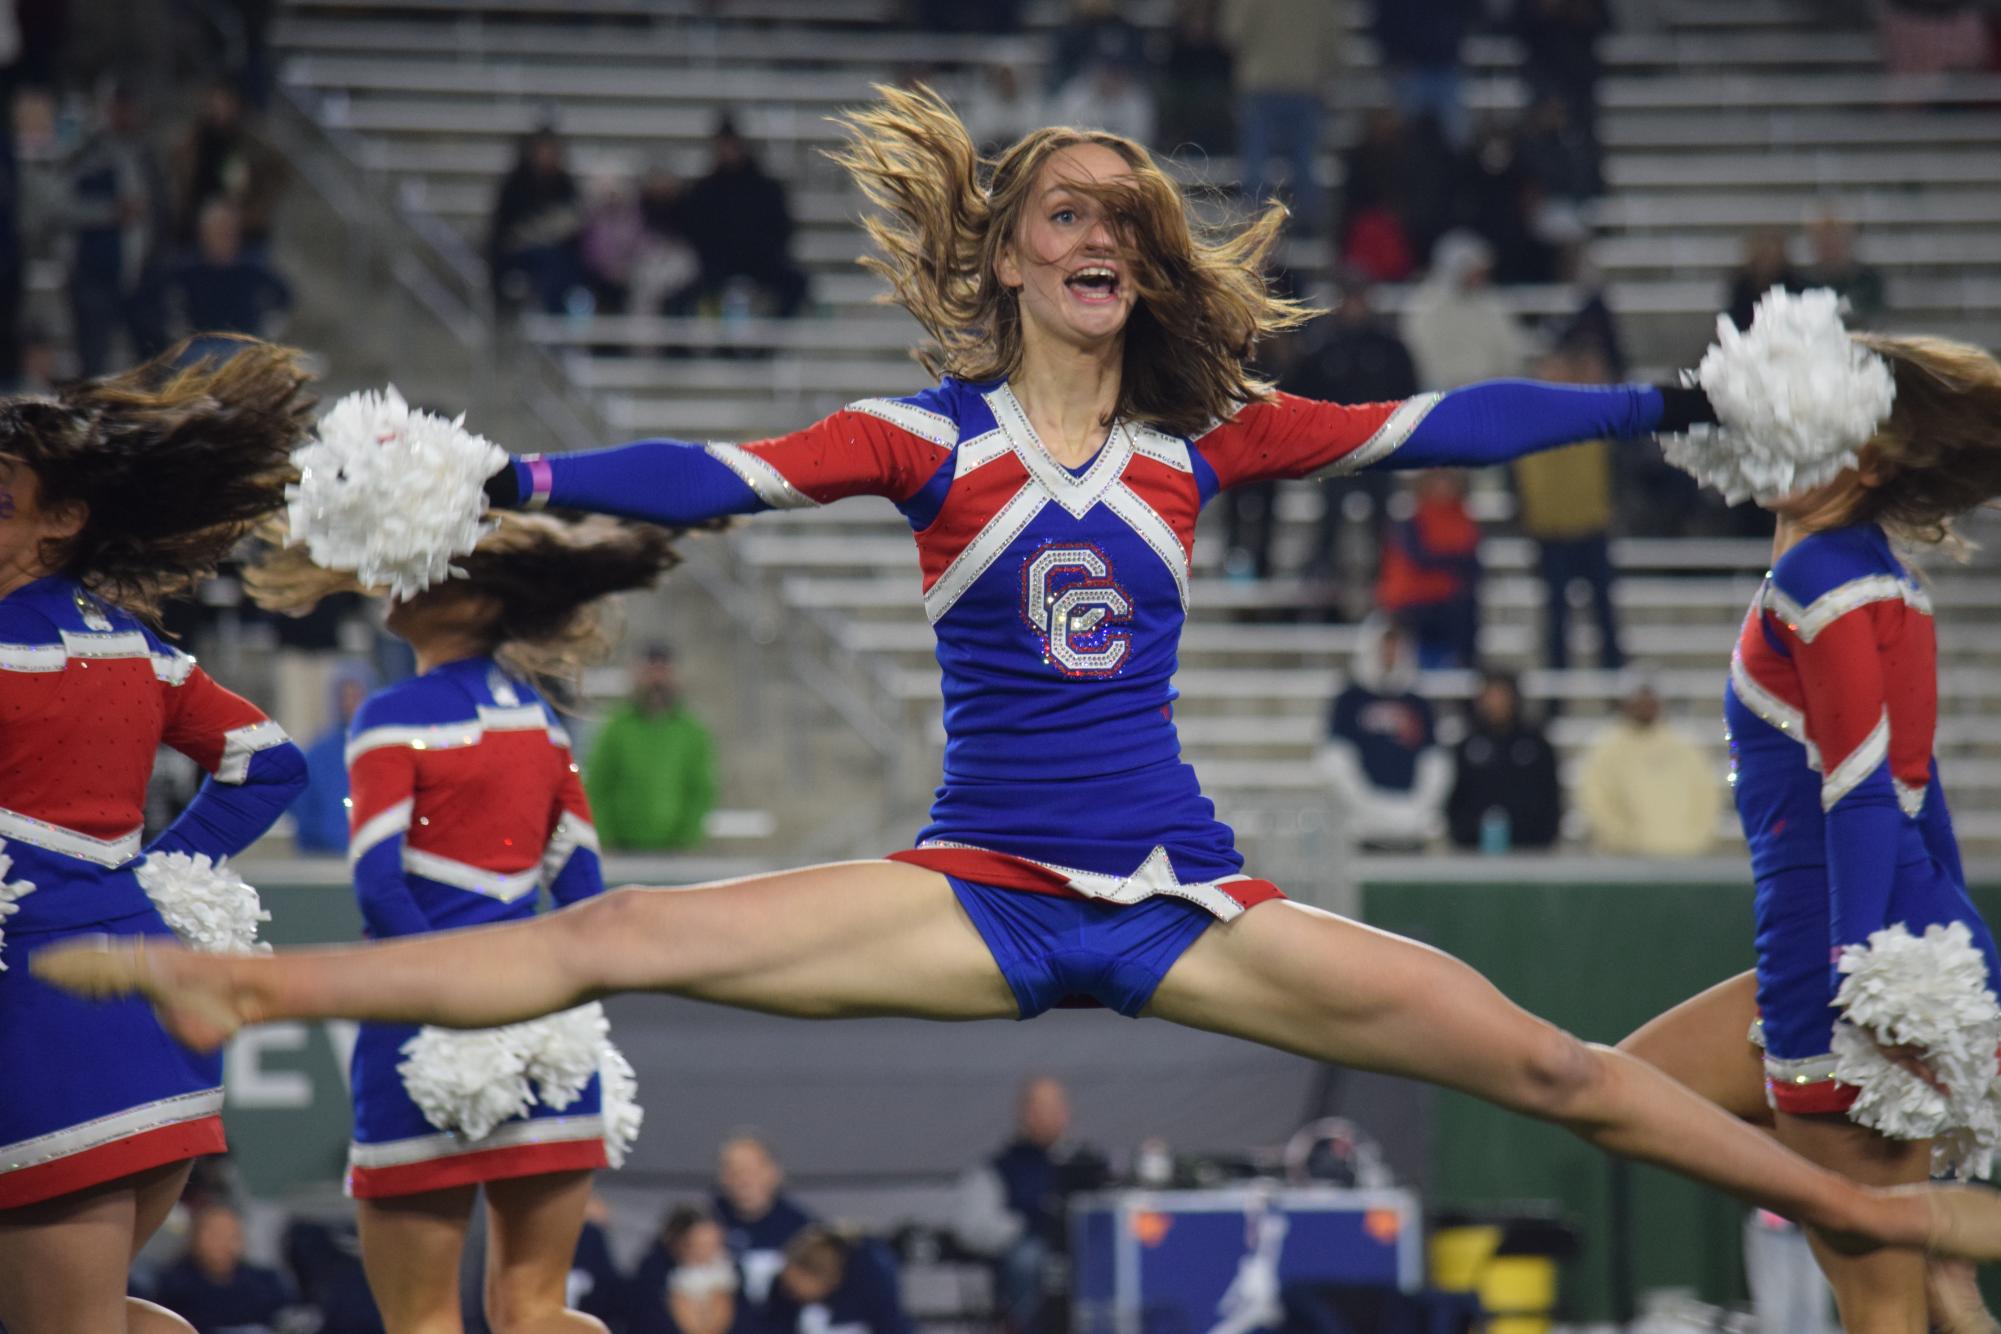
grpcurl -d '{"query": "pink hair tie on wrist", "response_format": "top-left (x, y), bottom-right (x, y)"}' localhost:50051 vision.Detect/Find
top-left (522, 454), bottom-right (555, 510)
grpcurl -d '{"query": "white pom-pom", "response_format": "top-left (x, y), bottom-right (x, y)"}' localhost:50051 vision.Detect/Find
top-left (598, 1041), bottom-right (643, 1169)
top-left (523, 1003), bottom-right (612, 1111)
top-left (398, 1026), bottom-right (537, 1142)
top-left (397, 1002), bottom-right (644, 1163)
top-left (135, 853), bottom-right (270, 955)
top-left (287, 386), bottom-right (507, 601)
top-left (0, 844), bottom-right (37, 972)
top-left (1830, 921), bottom-right (2001, 1178)
top-left (1660, 287), bottom-right (1896, 505)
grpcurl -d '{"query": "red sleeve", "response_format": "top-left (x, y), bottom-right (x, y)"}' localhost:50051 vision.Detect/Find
top-left (1773, 609), bottom-right (1890, 805)
top-left (347, 746), bottom-right (418, 849)
top-left (161, 665), bottom-right (286, 780)
top-left (1193, 392), bottom-right (1410, 490)
top-left (726, 402), bottom-right (956, 506)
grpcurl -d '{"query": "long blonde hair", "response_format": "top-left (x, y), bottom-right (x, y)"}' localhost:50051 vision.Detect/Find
top-left (1851, 334), bottom-right (2001, 545)
top-left (828, 84), bottom-right (1312, 437)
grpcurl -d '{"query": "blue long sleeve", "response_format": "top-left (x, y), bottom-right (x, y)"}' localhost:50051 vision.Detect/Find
top-left (1918, 759), bottom-right (1967, 889)
top-left (352, 831), bottom-right (433, 939)
top-left (1387, 381), bottom-right (1665, 470)
top-left (509, 440), bottom-right (767, 525)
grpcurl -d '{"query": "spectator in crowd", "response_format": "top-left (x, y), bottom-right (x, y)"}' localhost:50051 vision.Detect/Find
top-left (1318, 618), bottom-right (1449, 851)
top-left (171, 77), bottom-right (287, 253)
top-left (715, 1135), bottom-right (816, 1303)
top-left (1375, 470), bottom-right (1481, 669)
top-left (1370, 0), bottom-right (1474, 149)
top-left (1455, 117), bottom-right (1558, 284)
top-left (154, 1201), bottom-right (295, 1333)
top-left (156, 198), bottom-right (292, 339)
top-left (1803, 210), bottom-right (1885, 326)
top-left (1159, 1), bottom-right (1234, 154)
top-left (292, 667), bottom-right (372, 854)
top-left (568, 1193), bottom-right (629, 1331)
top-left (954, 1076), bottom-right (1106, 1334)
top-left (1514, 0), bottom-right (1610, 156)
top-left (585, 643), bottom-right (719, 851)
top-left (634, 166), bottom-right (702, 317)
top-left (965, 64), bottom-right (1045, 156)
top-left (1052, 57), bottom-right (1158, 146)
top-left (1553, 249), bottom-right (1628, 379)
top-left (1287, 268), bottom-right (1416, 583)
top-left (1877, 0), bottom-right (1989, 74)
top-left (1515, 344), bottom-right (1624, 671)
top-left (1047, 0), bottom-right (1150, 94)
top-left (580, 174), bottom-right (646, 315)
top-left (1724, 226), bottom-right (1805, 333)
top-left (673, 118), bottom-right (809, 320)
top-left (487, 125), bottom-right (584, 315)
top-left (1517, 92), bottom-right (1601, 204)
top-left (65, 80), bottom-right (170, 376)
top-left (1337, 108), bottom-right (1453, 280)
top-left (631, 1204), bottom-right (742, 1334)
top-left (1401, 231), bottom-right (1529, 390)
top-left (1222, 0), bottom-right (1343, 234)
top-left (1446, 671), bottom-right (1561, 851)
top-left (1577, 682), bottom-right (1721, 856)
top-left (749, 1227), bottom-right (911, 1334)
top-left (282, 1216), bottom-right (385, 1334)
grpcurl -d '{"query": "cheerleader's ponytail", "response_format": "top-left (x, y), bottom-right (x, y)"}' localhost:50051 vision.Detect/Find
top-left (7, 335), bottom-right (317, 618)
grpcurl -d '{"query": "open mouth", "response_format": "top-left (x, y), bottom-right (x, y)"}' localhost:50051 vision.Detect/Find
top-left (1064, 266), bottom-right (1121, 303)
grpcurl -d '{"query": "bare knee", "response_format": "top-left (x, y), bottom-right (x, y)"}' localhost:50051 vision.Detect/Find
top-left (1514, 1027), bottom-right (1605, 1120)
top-left (556, 887), bottom-right (671, 992)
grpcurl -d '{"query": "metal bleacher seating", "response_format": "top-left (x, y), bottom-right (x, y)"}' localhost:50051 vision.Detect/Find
top-left (272, 0), bottom-right (2001, 856)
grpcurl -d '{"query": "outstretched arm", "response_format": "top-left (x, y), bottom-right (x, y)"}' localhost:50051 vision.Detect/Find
top-left (1194, 382), bottom-right (1714, 490)
top-left (482, 400), bottom-right (956, 525)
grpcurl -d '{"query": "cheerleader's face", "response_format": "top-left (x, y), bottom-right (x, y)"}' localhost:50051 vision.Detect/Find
top-left (0, 455), bottom-right (86, 590)
top-left (997, 143), bottom-right (1137, 348)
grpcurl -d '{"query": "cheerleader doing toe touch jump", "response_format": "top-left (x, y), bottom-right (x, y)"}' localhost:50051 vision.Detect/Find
top-left (37, 88), bottom-right (2001, 1277)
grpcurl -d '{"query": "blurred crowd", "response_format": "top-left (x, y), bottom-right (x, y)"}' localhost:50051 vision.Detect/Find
top-left (0, 0), bottom-right (294, 391)
top-left (130, 1078), bottom-right (1216, 1334)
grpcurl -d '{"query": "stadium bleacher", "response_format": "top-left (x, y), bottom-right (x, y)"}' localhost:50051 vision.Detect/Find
top-left (272, 0), bottom-right (2001, 857)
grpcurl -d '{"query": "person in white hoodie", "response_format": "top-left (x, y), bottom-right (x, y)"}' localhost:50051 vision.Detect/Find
top-left (1317, 617), bottom-right (1450, 851)
top-left (1400, 230), bottom-right (1530, 391)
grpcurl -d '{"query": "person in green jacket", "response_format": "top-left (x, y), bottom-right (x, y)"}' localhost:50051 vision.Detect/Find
top-left (584, 643), bottom-right (717, 850)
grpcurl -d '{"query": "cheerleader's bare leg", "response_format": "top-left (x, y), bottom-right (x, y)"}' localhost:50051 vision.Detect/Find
top-left (356, 1184), bottom-right (480, 1334)
top-left (1141, 900), bottom-right (1954, 1256)
top-left (481, 1170), bottom-right (605, 1333)
top-left (1770, 1111), bottom-right (1928, 1334)
top-left (0, 1162), bottom-right (197, 1333)
top-left (1617, 970), bottom-right (1772, 1124)
top-left (42, 862), bottom-right (1015, 1042)
top-left (33, 872), bottom-right (2001, 1258)
top-left (1622, 972), bottom-right (1993, 1332)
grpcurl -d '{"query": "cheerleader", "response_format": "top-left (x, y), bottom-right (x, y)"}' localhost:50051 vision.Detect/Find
top-left (1620, 319), bottom-right (2001, 1332)
top-left (0, 337), bottom-right (313, 1333)
top-left (246, 512), bottom-right (682, 1334)
top-left (39, 90), bottom-right (2001, 1261)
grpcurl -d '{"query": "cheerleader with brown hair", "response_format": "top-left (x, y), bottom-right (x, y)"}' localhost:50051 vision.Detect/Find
top-left (0, 337), bottom-right (315, 1333)
top-left (247, 504), bottom-right (684, 1334)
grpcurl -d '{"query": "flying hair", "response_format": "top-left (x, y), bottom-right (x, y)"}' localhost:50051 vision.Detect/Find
top-left (827, 84), bottom-right (1313, 437)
